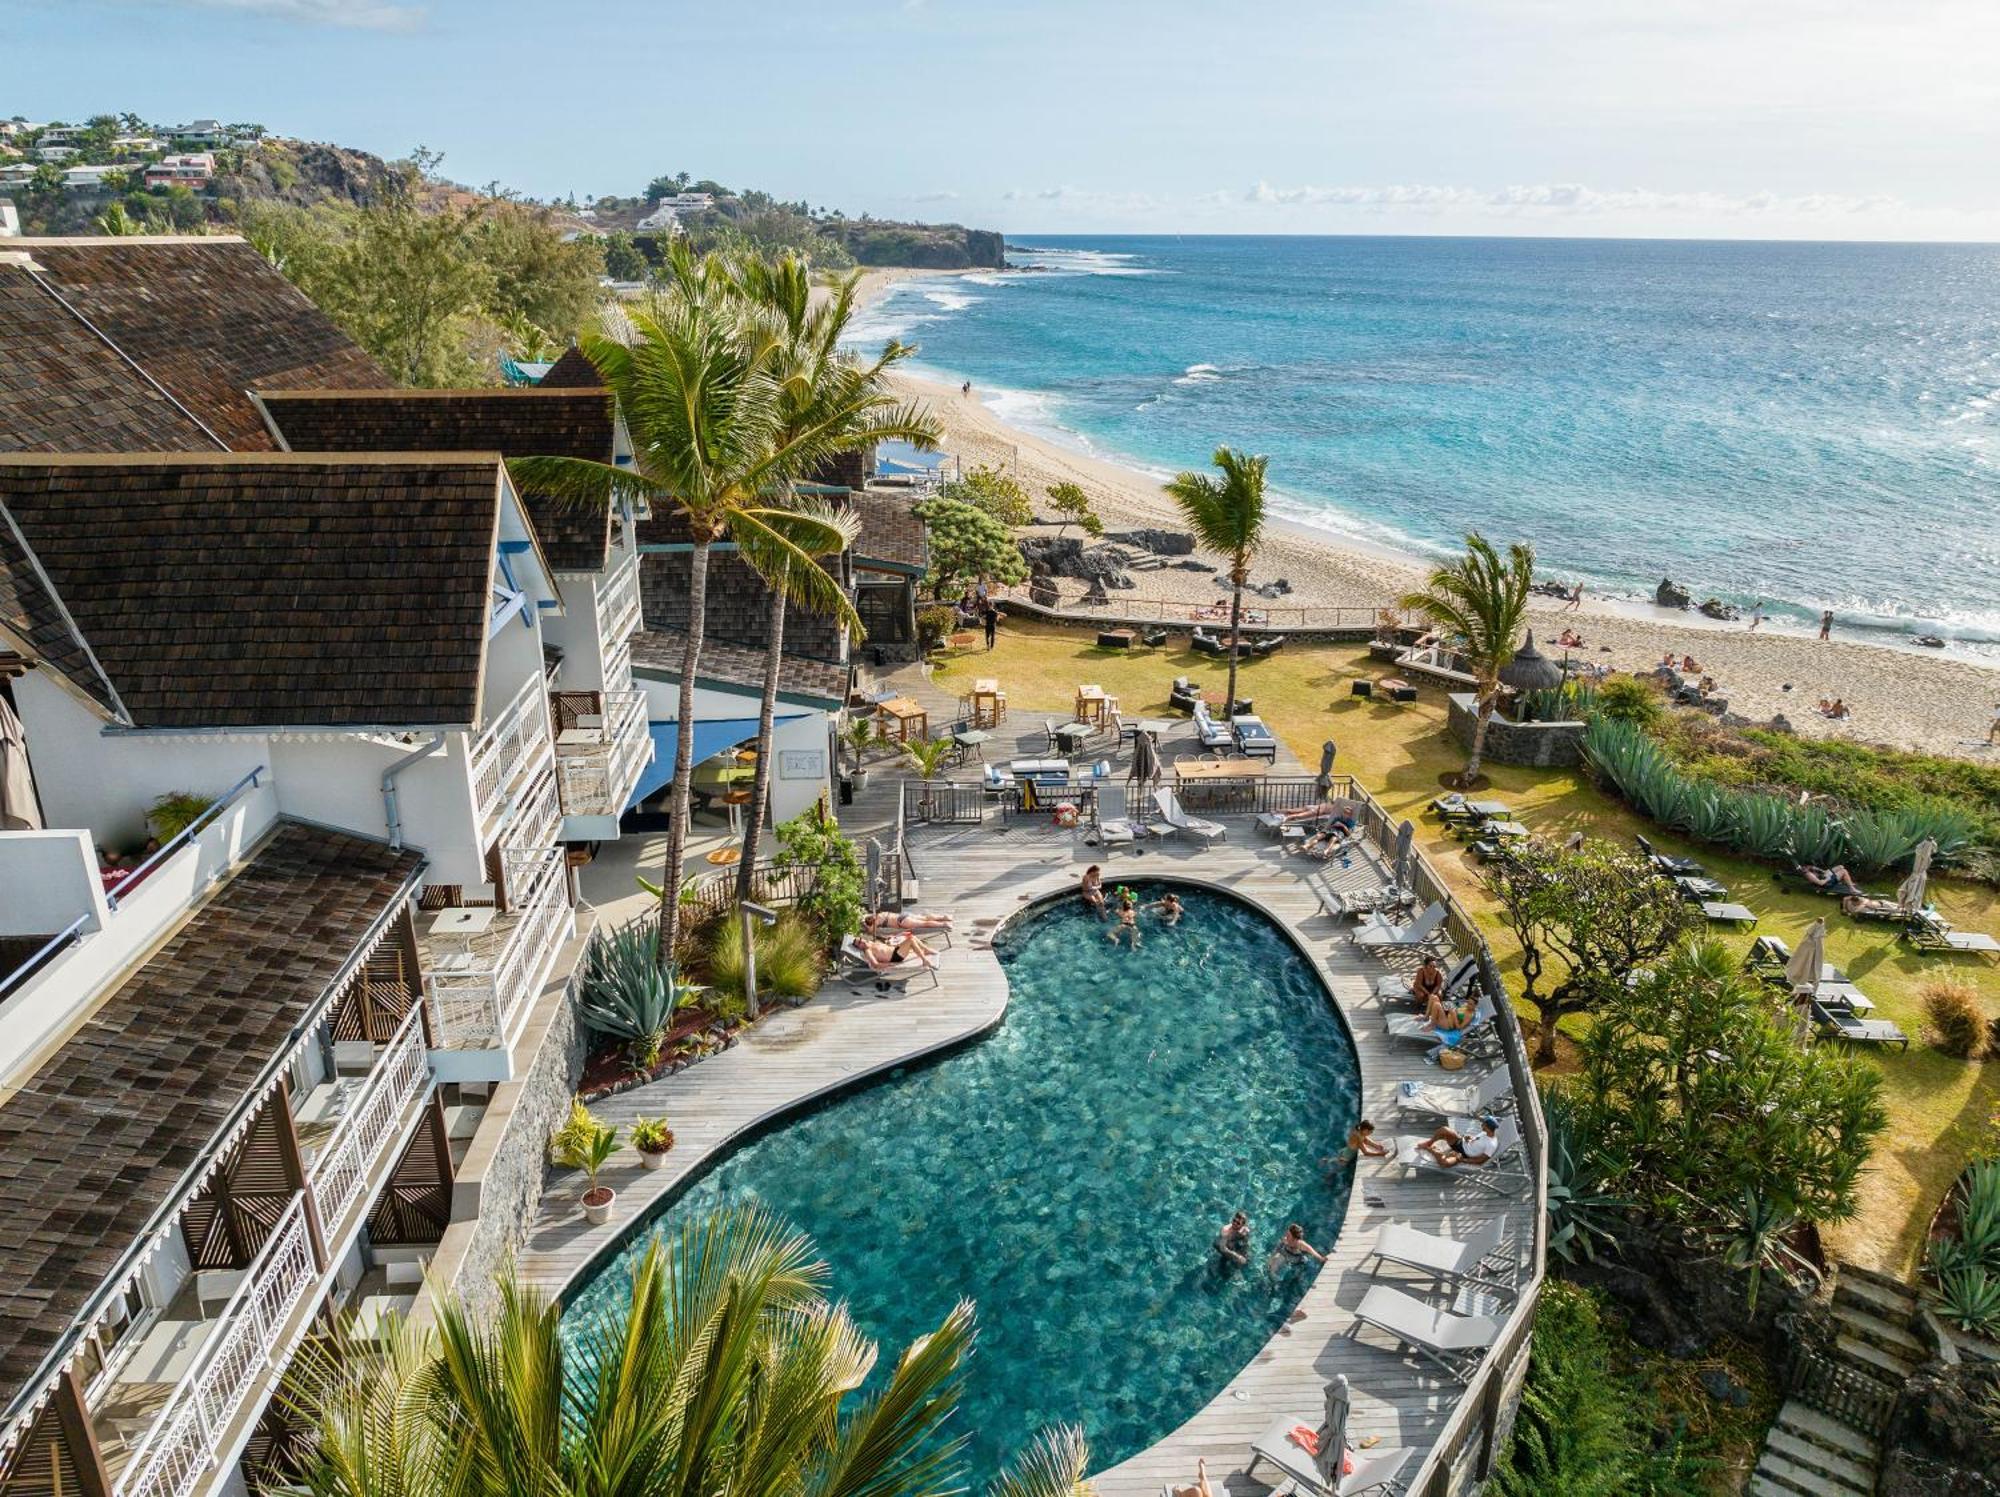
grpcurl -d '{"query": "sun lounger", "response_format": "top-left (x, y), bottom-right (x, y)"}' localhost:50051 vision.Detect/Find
top-left (1245, 1422), bottom-right (1413, 1497)
top-left (1635, 834), bottom-right (1704, 877)
top-left (1364, 1220), bottom-right (1514, 1288)
top-left (1319, 884), bottom-right (1408, 920)
top-left (1429, 794), bottom-right (1510, 824)
top-left (1384, 990), bottom-right (1496, 1044)
top-left (1809, 997), bottom-right (1908, 1050)
top-left (1349, 1283), bottom-right (1502, 1381)
top-left (1845, 895), bottom-right (1915, 924)
top-left (1353, 902), bottom-right (1447, 950)
top-left (1395, 1064), bottom-right (1513, 1121)
top-left (1674, 874), bottom-right (1729, 901)
top-left (1701, 901), bottom-right (1757, 925)
top-left (1152, 787), bottom-right (1225, 843)
top-left (1387, 1116), bottom-right (1527, 1195)
top-left (1372, 955), bottom-right (1477, 1006)
top-left (1907, 911), bottom-right (2000, 956)
top-left (836, 935), bottom-right (940, 992)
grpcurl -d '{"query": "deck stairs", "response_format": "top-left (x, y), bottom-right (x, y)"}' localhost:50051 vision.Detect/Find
top-left (1749, 1265), bottom-right (1922, 1496)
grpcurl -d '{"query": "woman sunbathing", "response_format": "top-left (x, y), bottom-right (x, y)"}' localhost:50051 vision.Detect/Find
top-left (863, 909), bottom-right (954, 935)
top-left (855, 933), bottom-right (938, 972)
top-left (1800, 863), bottom-right (1863, 898)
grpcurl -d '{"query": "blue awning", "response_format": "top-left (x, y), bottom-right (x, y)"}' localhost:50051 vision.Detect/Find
top-left (626, 716), bottom-right (807, 810)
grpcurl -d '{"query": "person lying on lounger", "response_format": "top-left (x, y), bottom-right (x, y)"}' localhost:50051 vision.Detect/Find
top-left (1416, 1116), bottom-right (1501, 1169)
top-left (1800, 863), bottom-right (1863, 898)
top-left (863, 909), bottom-right (954, 935)
top-left (1298, 819), bottom-right (1358, 858)
top-left (855, 933), bottom-right (938, 972)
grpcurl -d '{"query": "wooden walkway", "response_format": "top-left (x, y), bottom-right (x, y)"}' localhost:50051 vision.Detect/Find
top-left (519, 796), bottom-right (1530, 1497)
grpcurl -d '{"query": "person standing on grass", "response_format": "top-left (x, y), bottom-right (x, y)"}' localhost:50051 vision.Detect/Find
top-left (1819, 609), bottom-right (1834, 641)
top-left (982, 600), bottom-right (999, 650)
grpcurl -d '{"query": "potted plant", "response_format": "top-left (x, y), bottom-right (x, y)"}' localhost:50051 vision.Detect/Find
top-left (841, 716), bottom-right (879, 792)
top-left (630, 1114), bottom-right (675, 1170)
top-left (551, 1099), bottom-right (620, 1225)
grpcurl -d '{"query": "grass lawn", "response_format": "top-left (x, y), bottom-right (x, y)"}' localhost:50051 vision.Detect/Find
top-left (938, 620), bottom-right (2000, 1275)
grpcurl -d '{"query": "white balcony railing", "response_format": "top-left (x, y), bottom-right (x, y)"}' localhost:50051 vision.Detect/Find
top-left (425, 848), bottom-right (571, 1050)
top-left (511, 764), bottom-right (562, 856)
top-left (469, 673), bottom-right (556, 843)
top-left (554, 691), bottom-right (651, 818)
top-left (308, 1006), bottom-right (431, 1239)
top-left (597, 553), bottom-right (642, 648)
top-left (117, 1193), bottom-right (318, 1497)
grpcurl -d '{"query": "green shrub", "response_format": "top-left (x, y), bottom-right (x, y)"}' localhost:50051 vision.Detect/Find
top-left (147, 790), bottom-right (216, 842)
top-left (774, 804), bottom-right (865, 941)
top-left (1924, 980), bottom-right (1984, 1059)
top-left (707, 911), bottom-right (826, 1004)
top-left (1542, 1089), bottom-right (1627, 1265)
top-left (629, 1115), bottom-right (674, 1154)
top-left (916, 604), bottom-right (959, 653)
top-left (1931, 1264), bottom-right (2000, 1337)
top-left (1595, 675), bottom-right (1664, 729)
top-left (576, 919), bottom-right (697, 1048)
top-left (1956, 1159), bottom-right (2000, 1265)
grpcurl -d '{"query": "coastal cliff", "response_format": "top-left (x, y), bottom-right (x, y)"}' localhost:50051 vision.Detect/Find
top-left (821, 222), bottom-right (1005, 269)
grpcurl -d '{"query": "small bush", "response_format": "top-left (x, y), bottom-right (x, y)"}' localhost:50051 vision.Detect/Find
top-left (916, 604), bottom-right (959, 653)
top-left (1595, 676), bottom-right (1664, 729)
top-left (1925, 980), bottom-right (1985, 1059)
top-left (629, 1115), bottom-right (674, 1155)
top-left (147, 790), bottom-right (216, 842)
top-left (707, 910), bottom-right (826, 1005)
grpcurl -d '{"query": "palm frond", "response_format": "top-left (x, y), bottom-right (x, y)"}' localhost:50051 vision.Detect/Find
top-left (988, 1427), bottom-right (1094, 1497)
top-left (727, 503), bottom-right (864, 637)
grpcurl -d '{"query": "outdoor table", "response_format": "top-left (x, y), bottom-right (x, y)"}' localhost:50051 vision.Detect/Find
top-left (952, 728), bottom-right (990, 763)
top-left (428, 906), bottom-right (496, 974)
top-left (969, 679), bottom-right (1006, 727)
top-left (704, 846), bottom-right (743, 866)
top-left (555, 726), bottom-right (602, 752)
top-left (1097, 630), bottom-right (1135, 649)
top-left (1174, 757), bottom-right (1270, 781)
top-left (1053, 721), bottom-right (1093, 753)
top-left (1129, 718), bottom-right (1172, 739)
top-left (1074, 685), bottom-right (1108, 724)
top-left (1010, 758), bottom-right (1072, 785)
top-left (876, 697), bottom-right (929, 743)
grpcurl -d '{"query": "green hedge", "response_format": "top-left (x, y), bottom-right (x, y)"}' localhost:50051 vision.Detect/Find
top-left (1584, 717), bottom-right (1982, 873)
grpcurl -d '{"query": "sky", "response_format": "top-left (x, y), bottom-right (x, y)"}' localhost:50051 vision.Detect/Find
top-left (6, 0), bottom-right (2000, 240)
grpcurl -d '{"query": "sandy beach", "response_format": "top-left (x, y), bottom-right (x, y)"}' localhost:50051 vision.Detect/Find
top-left (851, 268), bottom-right (2000, 757)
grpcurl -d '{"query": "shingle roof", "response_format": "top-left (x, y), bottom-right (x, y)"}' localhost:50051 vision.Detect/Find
top-left (629, 628), bottom-right (850, 708)
top-left (0, 269), bottom-right (216, 453)
top-left (0, 499), bottom-right (119, 718)
top-left (0, 237), bottom-right (385, 454)
top-left (0, 821), bottom-right (422, 1413)
top-left (0, 454), bottom-right (500, 729)
top-left (849, 491), bottom-right (927, 574)
top-left (537, 346), bottom-right (603, 389)
top-left (254, 388), bottom-right (619, 572)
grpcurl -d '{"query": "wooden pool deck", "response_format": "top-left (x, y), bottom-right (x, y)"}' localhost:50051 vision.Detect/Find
top-left (518, 784), bottom-right (1532, 1496)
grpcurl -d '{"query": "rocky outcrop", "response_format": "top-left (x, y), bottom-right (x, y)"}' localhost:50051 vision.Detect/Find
top-left (1105, 528), bottom-right (1196, 556)
top-left (1656, 578), bottom-right (1693, 609)
top-left (1879, 1363), bottom-right (2000, 1496)
top-left (1018, 536), bottom-right (1139, 590)
top-left (1699, 597), bottom-right (1741, 621)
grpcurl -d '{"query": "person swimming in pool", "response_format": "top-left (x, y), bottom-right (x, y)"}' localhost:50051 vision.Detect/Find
top-left (1107, 892), bottom-right (1141, 948)
top-left (1213, 1211), bottom-right (1251, 1267)
top-left (1147, 891), bottom-right (1184, 925)
top-left (1267, 1223), bottom-right (1327, 1274)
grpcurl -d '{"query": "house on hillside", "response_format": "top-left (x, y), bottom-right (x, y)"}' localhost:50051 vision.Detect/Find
top-left (0, 201), bottom-right (17, 237)
top-left (58, 166), bottom-right (114, 190)
top-left (143, 152), bottom-right (214, 188)
top-left (168, 118), bottom-right (231, 148)
top-left (32, 144), bottom-right (77, 163)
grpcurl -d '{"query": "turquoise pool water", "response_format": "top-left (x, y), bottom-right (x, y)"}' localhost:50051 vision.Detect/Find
top-left (562, 884), bottom-right (1361, 1477)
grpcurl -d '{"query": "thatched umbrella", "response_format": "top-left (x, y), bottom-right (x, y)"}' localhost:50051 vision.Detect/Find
top-left (1499, 630), bottom-right (1562, 715)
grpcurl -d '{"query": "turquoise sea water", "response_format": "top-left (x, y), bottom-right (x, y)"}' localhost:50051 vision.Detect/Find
top-left (852, 235), bottom-right (2000, 655)
top-left (562, 885), bottom-right (1360, 1478)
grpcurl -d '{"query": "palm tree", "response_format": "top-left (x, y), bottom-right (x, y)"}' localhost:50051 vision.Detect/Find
top-left (728, 254), bottom-right (940, 892)
top-left (1163, 447), bottom-right (1269, 714)
top-left (278, 1205), bottom-right (1092, 1497)
top-left (1399, 532), bottom-right (1536, 786)
top-left (510, 248), bottom-right (850, 960)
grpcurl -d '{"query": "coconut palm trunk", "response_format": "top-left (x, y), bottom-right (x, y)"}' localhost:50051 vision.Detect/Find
top-left (1164, 447), bottom-right (1269, 717)
top-left (736, 559), bottom-right (789, 900)
top-left (1224, 563), bottom-right (1247, 712)
top-left (661, 533), bottom-right (715, 959)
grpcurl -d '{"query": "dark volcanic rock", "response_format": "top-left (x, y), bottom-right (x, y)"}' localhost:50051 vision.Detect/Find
top-left (1656, 578), bottom-right (1693, 608)
top-left (1105, 528), bottom-right (1197, 556)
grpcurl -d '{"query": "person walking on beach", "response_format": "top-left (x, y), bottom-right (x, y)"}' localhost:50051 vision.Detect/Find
top-left (1819, 609), bottom-right (1834, 641)
top-left (1565, 582), bottom-right (1583, 611)
top-left (961, 379), bottom-right (972, 398)
top-left (1749, 602), bottom-right (1764, 631)
top-left (1988, 703), bottom-right (2000, 746)
top-left (982, 600), bottom-right (999, 650)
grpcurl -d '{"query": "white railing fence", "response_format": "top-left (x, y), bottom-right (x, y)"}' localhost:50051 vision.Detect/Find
top-left (470, 673), bottom-right (556, 838)
top-left (117, 1193), bottom-right (318, 1497)
top-left (307, 1006), bottom-right (431, 1238)
top-left (510, 764), bottom-right (563, 855)
top-left (554, 690), bottom-right (650, 817)
top-left (597, 554), bottom-right (643, 646)
top-left (425, 848), bottom-right (571, 1049)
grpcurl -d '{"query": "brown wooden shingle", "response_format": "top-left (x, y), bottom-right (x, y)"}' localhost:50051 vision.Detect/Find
top-left (0, 454), bottom-right (499, 728)
top-left (255, 388), bottom-right (619, 571)
top-left (0, 821), bottom-right (422, 1411)
top-left (629, 627), bottom-right (850, 708)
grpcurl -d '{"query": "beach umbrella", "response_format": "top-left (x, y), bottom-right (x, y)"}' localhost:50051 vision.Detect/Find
top-left (1129, 727), bottom-right (1161, 789)
top-left (1317, 1374), bottom-right (1352, 1481)
top-left (1786, 918), bottom-right (1827, 994)
top-left (1897, 838), bottom-right (1937, 914)
top-left (1316, 739), bottom-right (1337, 793)
top-left (1498, 630), bottom-right (1562, 698)
top-left (1395, 820), bottom-right (1415, 888)
top-left (865, 838), bottom-right (883, 911)
top-left (0, 694), bottom-right (39, 833)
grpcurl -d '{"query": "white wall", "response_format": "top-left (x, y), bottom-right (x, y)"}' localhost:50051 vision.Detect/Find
top-left (0, 829), bottom-right (106, 937)
top-left (14, 672), bottom-right (268, 848)
top-left (481, 613), bottom-right (547, 726)
top-left (270, 735), bottom-right (486, 891)
top-left (631, 675), bottom-right (833, 826)
top-left (540, 574), bottom-right (607, 693)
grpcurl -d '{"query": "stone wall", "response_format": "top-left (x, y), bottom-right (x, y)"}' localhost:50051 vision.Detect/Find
top-left (427, 926), bottom-right (589, 1317)
top-left (1447, 693), bottom-right (1587, 769)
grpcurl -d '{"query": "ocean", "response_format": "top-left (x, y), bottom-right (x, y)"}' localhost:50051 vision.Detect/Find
top-left (848, 235), bottom-right (2000, 656)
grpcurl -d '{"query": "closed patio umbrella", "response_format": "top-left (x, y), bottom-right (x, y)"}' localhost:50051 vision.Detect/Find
top-left (1316, 739), bottom-right (1337, 794)
top-left (1897, 838), bottom-right (1937, 914)
top-left (1786, 918), bottom-right (1827, 994)
top-left (0, 694), bottom-right (39, 832)
top-left (1395, 819), bottom-right (1415, 888)
top-left (865, 838), bottom-right (883, 910)
top-left (1316, 1374), bottom-right (1352, 1483)
top-left (1129, 727), bottom-right (1161, 789)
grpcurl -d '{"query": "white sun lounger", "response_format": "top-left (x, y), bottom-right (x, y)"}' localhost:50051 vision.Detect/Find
top-left (1394, 1065), bottom-right (1514, 1121)
top-left (1353, 902), bottom-right (1447, 950)
top-left (1244, 1423), bottom-right (1413, 1497)
top-left (1388, 1116), bottom-right (1527, 1195)
top-left (1384, 990), bottom-right (1495, 1044)
top-left (1152, 787), bottom-right (1225, 843)
top-left (1365, 1220), bottom-right (1513, 1288)
top-left (1373, 955), bottom-right (1477, 1006)
top-left (837, 935), bottom-right (939, 991)
top-left (1350, 1283), bottom-right (1502, 1381)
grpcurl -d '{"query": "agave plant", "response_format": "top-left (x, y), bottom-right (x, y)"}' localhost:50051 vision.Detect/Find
top-left (1905, 799), bottom-right (1980, 862)
top-left (1931, 1263), bottom-right (2000, 1336)
top-left (1678, 785), bottom-right (1735, 844)
top-left (1839, 807), bottom-right (1923, 873)
top-left (1717, 1187), bottom-right (1799, 1316)
top-left (1731, 793), bottom-right (1798, 860)
top-left (1788, 802), bottom-right (1850, 867)
top-left (576, 918), bottom-right (700, 1045)
top-left (1542, 1090), bottom-right (1628, 1265)
top-left (1956, 1159), bottom-right (2000, 1269)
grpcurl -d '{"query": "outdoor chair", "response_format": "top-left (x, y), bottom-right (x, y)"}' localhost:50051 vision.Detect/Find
top-left (1906, 910), bottom-right (2000, 955)
top-left (1386, 1115), bottom-right (1528, 1196)
top-left (1373, 954), bottom-right (1479, 1008)
top-left (1317, 883), bottom-right (1409, 920)
top-left (836, 935), bottom-right (940, 993)
top-left (1190, 702), bottom-right (1234, 753)
top-left (1352, 902), bottom-right (1447, 950)
top-left (1190, 628), bottom-right (1223, 655)
top-left (1394, 1064), bottom-right (1515, 1122)
top-left (1349, 1283), bottom-right (1503, 1381)
top-left (1152, 786), bottom-right (1226, 843)
top-left (1168, 676), bottom-right (1200, 713)
top-left (1364, 1220), bottom-right (1515, 1290)
top-left (1809, 997), bottom-right (1909, 1050)
top-left (1245, 1425), bottom-right (1412, 1497)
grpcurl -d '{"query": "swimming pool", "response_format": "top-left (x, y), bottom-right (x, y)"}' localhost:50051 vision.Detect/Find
top-left (562, 882), bottom-right (1362, 1477)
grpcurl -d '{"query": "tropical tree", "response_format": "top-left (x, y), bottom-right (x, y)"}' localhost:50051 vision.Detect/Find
top-left (276, 1205), bottom-right (1058, 1497)
top-left (913, 495), bottom-right (1029, 599)
top-left (1047, 481), bottom-right (1103, 539)
top-left (1399, 532), bottom-right (1535, 785)
top-left (1163, 447), bottom-right (1269, 712)
top-left (509, 248), bottom-right (851, 960)
top-left (728, 253), bottom-right (939, 889)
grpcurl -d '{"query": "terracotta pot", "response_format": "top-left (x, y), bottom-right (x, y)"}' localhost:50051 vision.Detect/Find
top-left (638, 1148), bottom-right (670, 1171)
top-left (582, 1185), bottom-right (615, 1225)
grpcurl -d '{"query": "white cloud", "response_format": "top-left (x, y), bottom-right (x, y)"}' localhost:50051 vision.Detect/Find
top-left (127, 0), bottom-right (424, 30)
